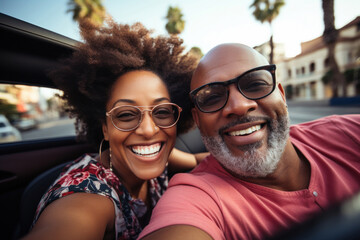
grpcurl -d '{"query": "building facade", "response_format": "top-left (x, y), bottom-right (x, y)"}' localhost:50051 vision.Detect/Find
top-left (276, 16), bottom-right (360, 100)
top-left (254, 41), bottom-right (286, 64)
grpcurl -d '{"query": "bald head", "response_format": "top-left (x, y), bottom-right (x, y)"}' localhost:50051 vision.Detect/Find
top-left (191, 43), bottom-right (269, 90)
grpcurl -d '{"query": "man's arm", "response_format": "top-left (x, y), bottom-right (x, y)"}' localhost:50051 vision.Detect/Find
top-left (138, 172), bottom-right (225, 240)
top-left (140, 225), bottom-right (213, 240)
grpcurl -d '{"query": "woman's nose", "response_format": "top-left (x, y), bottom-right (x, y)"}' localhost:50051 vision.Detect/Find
top-left (221, 85), bottom-right (258, 118)
top-left (135, 112), bottom-right (159, 138)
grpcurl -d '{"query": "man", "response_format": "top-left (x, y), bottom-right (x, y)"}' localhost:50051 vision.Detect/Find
top-left (139, 43), bottom-right (360, 239)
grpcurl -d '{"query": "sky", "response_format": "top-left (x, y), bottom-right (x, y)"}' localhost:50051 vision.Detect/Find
top-left (1, 0), bottom-right (359, 58)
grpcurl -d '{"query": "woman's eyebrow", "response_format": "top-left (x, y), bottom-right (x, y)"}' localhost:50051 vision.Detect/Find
top-left (153, 97), bottom-right (171, 104)
top-left (111, 97), bottom-right (171, 108)
top-left (111, 99), bottom-right (135, 108)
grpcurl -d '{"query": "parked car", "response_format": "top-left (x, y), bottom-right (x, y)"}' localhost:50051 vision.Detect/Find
top-left (13, 118), bottom-right (38, 131)
top-left (0, 114), bottom-right (22, 143)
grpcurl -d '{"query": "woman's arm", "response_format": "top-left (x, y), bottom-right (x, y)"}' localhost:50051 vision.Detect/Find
top-left (167, 148), bottom-right (209, 173)
top-left (22, 193), bottom-right (115, 240)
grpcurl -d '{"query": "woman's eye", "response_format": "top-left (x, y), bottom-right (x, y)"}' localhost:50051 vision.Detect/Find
top-left (153, 108), bottom-right (173, 119)
top-left (115, 111), bottom-right (138, 122)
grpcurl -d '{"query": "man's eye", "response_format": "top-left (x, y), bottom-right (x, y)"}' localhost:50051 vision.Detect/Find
top-left (242, 80), bottom-right (271, 92)
top-left (202, 93), bottom-right (223, 104)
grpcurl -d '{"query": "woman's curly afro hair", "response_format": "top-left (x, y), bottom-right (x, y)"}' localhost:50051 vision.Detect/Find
top-left (51, 20), bottom-right (198, 146)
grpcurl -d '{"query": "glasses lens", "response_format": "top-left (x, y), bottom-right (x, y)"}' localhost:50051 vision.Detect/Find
top-left (152, 104), bottom-right (179, 128)
top-left (195, 84), bottom-right (228, 112)
top-left (111, 106), bottom-right (141, 130)
top-left (238, 69), bottom-right (274, 99)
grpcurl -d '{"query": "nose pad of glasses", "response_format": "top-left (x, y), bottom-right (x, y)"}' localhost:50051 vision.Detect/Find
top-left (136, 110), bottom-right (159, 134)
top-left (224, 85), bottom-right (258, 114)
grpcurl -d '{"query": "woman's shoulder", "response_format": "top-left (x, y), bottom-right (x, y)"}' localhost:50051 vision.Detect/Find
top-left (33, 154), bottom-right (121, 222)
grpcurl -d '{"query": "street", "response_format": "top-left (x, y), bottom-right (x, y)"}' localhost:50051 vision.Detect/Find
top-left (18, 102), bottom-right (360, 141)
top-left (20, 117), bottom-right (76, 141)
top-left (287, 101), bottom-right (360, 125)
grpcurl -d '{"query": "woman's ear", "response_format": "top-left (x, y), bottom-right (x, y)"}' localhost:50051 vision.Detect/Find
top-left (102, 122), bottom-right (109, 141)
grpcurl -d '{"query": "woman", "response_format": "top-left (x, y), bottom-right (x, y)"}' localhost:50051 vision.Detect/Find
top-left (23, 20), bottom-right (205, 240)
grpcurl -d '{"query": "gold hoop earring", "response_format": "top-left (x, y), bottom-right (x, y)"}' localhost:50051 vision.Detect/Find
top-left (99, 138), bottom-right (105, 163)
top-left (99, 139), bottom-right (113, 172)
top-left (109, 148), bottom-right (113, 172)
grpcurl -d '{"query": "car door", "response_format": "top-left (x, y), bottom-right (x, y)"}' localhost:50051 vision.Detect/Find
top-left (0, 13), bottom-right (97, 239)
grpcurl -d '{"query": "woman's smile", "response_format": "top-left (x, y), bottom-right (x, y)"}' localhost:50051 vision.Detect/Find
top-left (131, 142), bottom-right (162, 157)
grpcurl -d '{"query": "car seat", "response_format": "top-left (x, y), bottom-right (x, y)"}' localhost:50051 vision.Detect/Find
top-left (13, 161), bottom-right (69, 239)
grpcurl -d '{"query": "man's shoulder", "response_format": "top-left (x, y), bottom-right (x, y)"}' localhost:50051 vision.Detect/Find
top-left (290, 114), bottom-right (360, 133)
top-left (168, 155), bottom-right (233, 189)
top-left (290, 114), bottom-right (360, 152)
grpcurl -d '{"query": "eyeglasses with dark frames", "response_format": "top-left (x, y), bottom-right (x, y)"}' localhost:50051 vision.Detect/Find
top-left (106, 103), bottom-right (182, 131)
top-left (190, 64), bottom-right (276, 113)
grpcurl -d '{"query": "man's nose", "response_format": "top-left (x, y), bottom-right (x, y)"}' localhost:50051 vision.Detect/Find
top-left (135, 112), bottom-right (159, 138)
top-left (221, 84), bottom-right (257, 117)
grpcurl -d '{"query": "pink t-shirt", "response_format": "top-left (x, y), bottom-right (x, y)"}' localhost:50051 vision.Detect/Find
top-left (139, 115), bottom-right (360, 240)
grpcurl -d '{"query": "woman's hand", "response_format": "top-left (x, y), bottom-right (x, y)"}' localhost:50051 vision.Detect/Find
top-left (168, 148), bottom-right (209, 173)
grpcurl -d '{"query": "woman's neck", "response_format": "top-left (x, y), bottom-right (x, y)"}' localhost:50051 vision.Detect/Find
top-left (123, 177), bottom-right (148, 202)
top-left (97, 149), bottom-right (149, 203)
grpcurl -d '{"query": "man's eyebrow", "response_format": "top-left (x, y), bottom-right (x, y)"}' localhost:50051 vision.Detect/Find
top-left (111, 97), bottom-right (171, 108)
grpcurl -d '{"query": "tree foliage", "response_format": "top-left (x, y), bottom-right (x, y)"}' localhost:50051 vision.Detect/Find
top-left (67, 0), bottom-right (106, 26)
top-left (344, 68), bottom-right (360, 84)
top-left (0, 100), bottom-right (18, 121)
top-left (189, 47), bottom-right (204, 62)
top-left (249, 0), bottom-right (285, 64)
top-left (250, 0), bottom-right (284, 24)
top-left (165, 6), bottom-right (185, 35)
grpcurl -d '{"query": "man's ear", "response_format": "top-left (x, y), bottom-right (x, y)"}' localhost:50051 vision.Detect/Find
top-left (277, 83), bottom-right (287, 103)
top-left (191, 108), bottom-right (200, 128)
top-left (102, 122), bottom-right (109, 141)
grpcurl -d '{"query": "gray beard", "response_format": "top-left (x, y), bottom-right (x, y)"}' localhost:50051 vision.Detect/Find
top-left (201, 115), bottom-right (290, 178)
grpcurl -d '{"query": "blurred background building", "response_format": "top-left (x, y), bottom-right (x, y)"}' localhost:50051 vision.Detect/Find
top-left (276, 16), bottom-right (360, 100)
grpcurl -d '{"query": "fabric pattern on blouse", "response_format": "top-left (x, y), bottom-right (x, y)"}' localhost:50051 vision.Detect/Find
top-left (32, 154), bottom-right (168, 240)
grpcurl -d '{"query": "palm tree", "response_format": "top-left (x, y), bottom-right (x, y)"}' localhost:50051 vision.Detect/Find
top-left (189, 47), bottom-right (204, 63)
top-left (165, 6), bottom-right (185, 35)
top-left (67, 0), bottom-right (106, 26)
top-left (164, 6), bottom-right (202, 63)
top-left (321, 0), bottom-right (346, 97)
top-left (249, 0), bottom-right (285, 64)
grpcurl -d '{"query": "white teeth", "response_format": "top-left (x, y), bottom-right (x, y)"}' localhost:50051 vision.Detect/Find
top-left (229, 125), bottom-right (261, 136)
top-left (132, 143), bottom-right (161, 157)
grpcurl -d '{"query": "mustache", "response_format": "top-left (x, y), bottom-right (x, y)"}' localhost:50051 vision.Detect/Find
top-left (218, 115), bottom-right (271, 135)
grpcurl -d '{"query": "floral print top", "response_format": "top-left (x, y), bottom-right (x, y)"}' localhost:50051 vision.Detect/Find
top-left (32, 154), bottom-right (168, 240)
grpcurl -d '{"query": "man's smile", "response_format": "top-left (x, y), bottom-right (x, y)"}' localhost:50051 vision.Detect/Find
top-left (228, 124), bottom-right (262, 136)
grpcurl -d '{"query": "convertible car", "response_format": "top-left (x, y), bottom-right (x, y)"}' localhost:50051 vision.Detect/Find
top-left (0, 12), bottom-right (359, 240)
